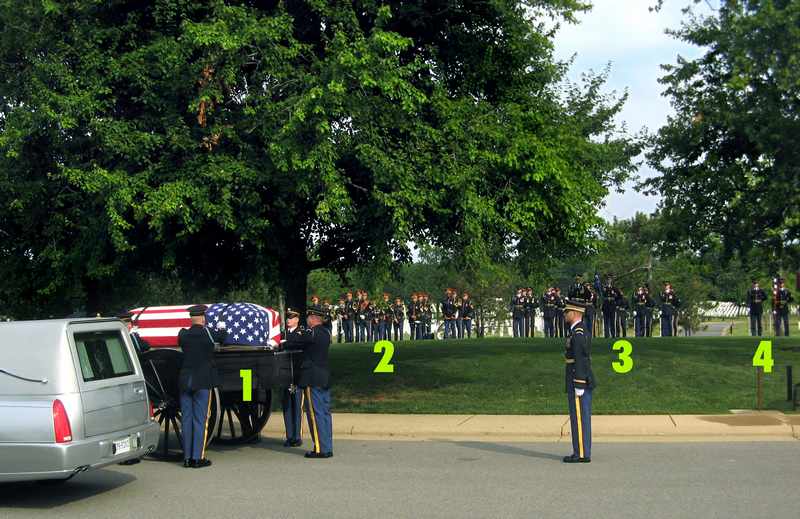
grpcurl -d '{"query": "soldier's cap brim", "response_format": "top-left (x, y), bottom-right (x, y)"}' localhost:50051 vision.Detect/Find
top-left (285, 308), bottom-right (300, 319)
top-left (564, 300), bottom-right (587, 313)
top-left (307, 308), bottom-right (326, 317)
top-left (187, 304), bottom-right (208, 316)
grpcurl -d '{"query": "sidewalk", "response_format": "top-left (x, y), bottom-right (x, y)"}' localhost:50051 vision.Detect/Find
top-left (264, 411), bottom-right (800, 442)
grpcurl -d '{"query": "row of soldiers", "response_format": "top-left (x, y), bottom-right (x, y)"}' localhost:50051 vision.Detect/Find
top-left (511, 276), bottom-right (684, 338)
top-left (308, 288), bottom-right (475, 342)
top-left (746, 278), bottom-right (793, 336)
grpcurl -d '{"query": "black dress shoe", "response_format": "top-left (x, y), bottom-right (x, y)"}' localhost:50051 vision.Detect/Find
top-left (562, 455), bottom-right (590, 463)
top-left (183, 459), bottom-right (196, 468)
top-left (304, 451), bottom-right (333, 459)
top-left (283, 439), bottom-right (303, 447)
top-left (194, 458), bottom-right (212, 468)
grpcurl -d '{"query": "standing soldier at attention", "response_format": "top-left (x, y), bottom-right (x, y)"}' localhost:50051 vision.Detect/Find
top-left (178, 305), bottom-right (226, 468)
top-left (392, 296), bottom-right (405, 341)
top-left (601, 276), bottom-right (619, 338)
top-left (633, 286), bottom-right (653, 337)
top-left (615, 289), bottom-right (629, 338)
top-left (309, 295), bottom-right (322, 316)
top-left (368, 294), bottom-right (380, 342)
top-left (382, 293), bottom-right (394, 341)
top-left (322, 298), bottom-right (334, 334)
top-left (442, 288), bottom-right (458, 339)
top-left (284, 308), bottom-right (333, 459)
top-left (421, 293), bottom-right (433, 339)
top-left (524, 287), bottom-right (536, 337)
top-left (555, 287), bottom-right (566, 337)
top-left (659, 282), bottom-right (680, 337)
top-left (542, 288), bottom-right (556, 338)
top-left (568, 274), bottom-right (584, 300)
top-left (746, 279), bottom-right (767, 337)
top-left (562, 299), bottom-right (594, 463)
top-left (408, 293), bottom-right (419, 340)
top-left (582, 282), bottom-right (597, 340)
top-left (511, 288), bottom-right (525, 338)
top-left (343, 291), bottom-right (356, 343)
top-left (335, 297), bottom-right (346, 344)
top-left (355, 291), bottom-right (369, 342)
top-left (460, 291), bottom-right (475, 338)
top-left (773, 278), bottom-right (793, 337)
top-left (280, 308), bottom-right (304, 448)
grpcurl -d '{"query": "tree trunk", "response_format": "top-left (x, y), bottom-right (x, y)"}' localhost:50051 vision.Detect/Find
top-left (277, 242), bottom-right (310, 318)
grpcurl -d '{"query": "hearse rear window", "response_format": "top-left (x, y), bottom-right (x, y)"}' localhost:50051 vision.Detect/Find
top-left (73, 331), bottom-right (134, 382)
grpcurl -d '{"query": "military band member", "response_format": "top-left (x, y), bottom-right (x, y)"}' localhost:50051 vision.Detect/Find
top-left (335, 298), bottom-right (346, 343)
top-left (321, 298), bottom-right (334, 334)
top-left (460, 291), bottom-right (474, 338)
top-left (309, 295), bottom-right (323, 316)
top-left (659, 282), bottom-right (680, 337)
top-left (562, 299), bottom-right (594, 463)
top-left (601, 277), bottom-right (619, 338)
top-left (284, 308), bottom-right (333, 458)
top-left (408, 293), bottom-right (419, 340)
top-left (582, 282), bottom-right (597, 340)
top-left (442, 289), bottom-right (458, 339)
top-left (178, 304), bottom-right (226, 468)
top-left (392, 296), bottom-right (405, 341)
top-left (281, 308), bottom-right (304, 448)
top-left (356, 291), bottom-right (370, 342)
top-left (421, 293), bottom-right (433, 339)
top-left (511, 288), bottom-right (525, 338)
top-left (379, 292), bottom-right (392, 341)
top-left (118, 311), bottom-right (151, 354)
top-left (524, 287), bottom-right (537, 337)
top-left (615, 289), bottom-right (629, 338)
top-left (746, 280), bottom-right (767, 337)
top-left (343, 292), bottom-right (356, 343)
top-left (773, 278), bottom-right (793, 337)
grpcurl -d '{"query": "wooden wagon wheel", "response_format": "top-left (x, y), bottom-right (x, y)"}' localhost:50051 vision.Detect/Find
top-left (213, 388), bottom-right (272, 445)
top-left (139, 348), bottom-right (221, 460)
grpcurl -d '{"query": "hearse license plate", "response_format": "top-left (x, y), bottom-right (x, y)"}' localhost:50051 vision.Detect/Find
top-left (114, 437), bottom-right (131, 455)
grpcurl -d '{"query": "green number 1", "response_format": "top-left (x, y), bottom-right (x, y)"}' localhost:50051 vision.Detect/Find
top-left (612, 340), bottom-right (634, 374)
top-left (240, 369), bottom-right (252, 401)
top-left (752, 340), bottom-right (774, 373)
top-left (373, 340), bottom-right (395, 373)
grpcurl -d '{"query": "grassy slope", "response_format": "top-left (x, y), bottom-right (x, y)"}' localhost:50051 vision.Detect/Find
top-left (328, 336), bottom-right (800, 414)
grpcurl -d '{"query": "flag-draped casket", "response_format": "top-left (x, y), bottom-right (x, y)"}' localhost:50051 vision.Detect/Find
top-left (128, 303), bottom-right (282, 348)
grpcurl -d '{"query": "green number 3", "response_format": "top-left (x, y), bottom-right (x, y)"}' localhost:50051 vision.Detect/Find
top-left (373, 340), bottom-right (395, 373)
top-left (612, 340), bottom-right (633, 374)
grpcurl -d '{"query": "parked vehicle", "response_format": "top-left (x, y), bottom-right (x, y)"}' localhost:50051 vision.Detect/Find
top-left (0, 319), bottom-right (160, 483)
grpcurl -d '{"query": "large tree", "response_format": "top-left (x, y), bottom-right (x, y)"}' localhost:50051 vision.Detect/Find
top-left (646, 0), bottom-right (800, 264)
top-left (0, 0), bottom-right (640, 318)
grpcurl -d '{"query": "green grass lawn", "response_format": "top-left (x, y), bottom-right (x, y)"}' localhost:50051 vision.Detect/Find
top-left (327, 336), bottom-right (800, 415)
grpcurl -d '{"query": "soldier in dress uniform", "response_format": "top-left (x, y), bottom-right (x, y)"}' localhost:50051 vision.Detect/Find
top-left (511, 288), bottom-right (525, 338)
top-left (281, 308), bottom-right (304, 448)
top-left (392, 296), bottom-right (405, 341)
top-left (541, 288), bottom-right (556, 338)
top-left (442, 288), bottom-right (458, 339)
top-left (421, 293), bottom-right (433, 339)
top-left (335, 298), bottom-right (346, 344)
top-left (343, 291), bottom-right (356, 343)
top-left (118, 311), bottom-right (151, 354)
top-left (601, 276), bottom-right (619, 338)
top-left (568, 275), bottom-right (584, 300)
top-left (408, 293), bottom-right (419, 340)
top-left (562, 299), bottom-right (594, 463)
top-left (309, 295), bottom-right (322, 315)
top-left (746, 279), bottom-right (767, 337)
top-left (284, 308), bottom-right (333, 458)
top-left (773, 278), bottom-right (794, 337)
top-left (178, 304), bottom-right (226, 468)
top-left (582, 282), bottom-right (597, 340)
top-left (524, 287), bottom-right (537, 337)
top-left (659, 282), bottom-right (680, 337)
top-left (321, 298), bottom-right (334, 335)
top-left (555, 287), bottom-right (566, 337)
top-left (371, 295), bottom-right (384, 341)
top-left (615, 289), bottom-right (629, 338)
top-left (460, 291), bottom-right (475, 339)
top-left (632, 286), bottom-right (654, 337)
top-left (355, 291), bottom-right (369, 342)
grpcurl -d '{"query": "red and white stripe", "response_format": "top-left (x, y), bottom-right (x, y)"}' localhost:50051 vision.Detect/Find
top-left (129, 304), bottom-right (282, 348)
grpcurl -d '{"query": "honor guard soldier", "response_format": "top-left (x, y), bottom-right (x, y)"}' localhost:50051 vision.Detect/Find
top-left (615, 289), bottom-right (629, 338)
top-left (746, 279), bottom-right (767, 336)
top-left (659, 282), bottom-right (680, 337)
top-left (601, 277), bottom-right (620, 338)
top-left (408, 293), bottom-right (419, 340)
top-left (511, 288), bottom-right (525, 338)
top-left (118, 311), bottom-right (151, 354)
top-left (309, 295), bottom-right (323, 316)
top-left (355, 291), bottom-right (370, 342)
top-left (321, 298), bottom-right (334, 334)
top-left (343, 292), bottom-right (356, 343)
top-left (633, 286), bottom-right (654, 337)
top-left (370, 295), bottom-right (383, 341)
top-left (542, 288), bottom-right (556, 338)
top-left (460, 291), bottom-right (475, 338)
top-left (562, 299), bottom-right (594, 463)
top-left (335, 297), bottom-right (346, 344)
top-left (285, 308), bottom-right (333, 458)
top-left (773, 278), bottom-right (793, 337)
top-left (281, 308), bottom-right (304, 448)
top-left (178, 305), bottom-right (226, 468)
top-left (442, 289), bottom-right (458, 339)
top-left (421, 293), bottom-right (433, 339)
top-left (568, 275), bottom-right (584, 300)
top-left (377, 293), bottom-right (391, 340)
top-left (392, 296), bottom-right (405, 341)
top-left (555, 287), bottom-right (566, 337)
top-left (524, 288), bottom-right (537, 337)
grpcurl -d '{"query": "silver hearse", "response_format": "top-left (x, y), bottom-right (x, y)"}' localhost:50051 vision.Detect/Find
top-left (0, 319), bottom-right (159, 483)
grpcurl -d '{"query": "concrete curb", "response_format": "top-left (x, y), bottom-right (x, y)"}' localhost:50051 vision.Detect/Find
top-left (263, 412), bottom-right (800, 442)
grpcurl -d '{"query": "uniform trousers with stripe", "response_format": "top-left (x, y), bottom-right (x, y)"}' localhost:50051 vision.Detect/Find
top-left (303, 386), bottom-right (333, 454)
top-left (567, 381), bottom-right (592, 459)
top-left (282, 387), bottom-right (303, 442)
top-left (180, 383), bottom-right (211, 461)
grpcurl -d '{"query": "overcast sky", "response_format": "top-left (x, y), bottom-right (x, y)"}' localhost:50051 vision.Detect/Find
top-left (554, 1), bottom-right (715, 221)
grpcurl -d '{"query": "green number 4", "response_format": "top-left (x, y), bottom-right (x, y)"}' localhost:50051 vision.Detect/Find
top-left (373, 340), bottom-right (395, 373)
top-left (752, 340), bottom-right (774, 373)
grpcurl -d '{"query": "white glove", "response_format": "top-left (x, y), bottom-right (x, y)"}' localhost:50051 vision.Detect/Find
top-left (575, 388), bottom-right (585, 397)
top-left (216, 321), bottom-right (227, 330)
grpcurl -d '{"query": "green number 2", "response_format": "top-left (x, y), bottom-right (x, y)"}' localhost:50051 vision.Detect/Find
top-left (373, 340), bottom-right (395, 373)
top-left (612, 340), bottom-right (634, 374)
top-left (240, 369), bottom-right (252, 401)
top-left (752, 340), bottom-right (774, 373)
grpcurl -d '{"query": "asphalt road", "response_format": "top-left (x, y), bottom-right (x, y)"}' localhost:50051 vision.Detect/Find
top-left (2, 439), bottom-right (799, 519)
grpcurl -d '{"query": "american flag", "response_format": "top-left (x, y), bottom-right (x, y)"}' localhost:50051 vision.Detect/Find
top-left (129, 303), bottom-right (282, 348)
